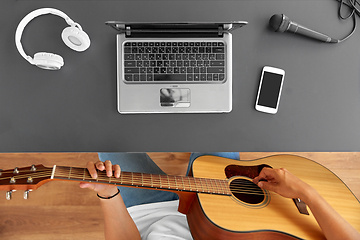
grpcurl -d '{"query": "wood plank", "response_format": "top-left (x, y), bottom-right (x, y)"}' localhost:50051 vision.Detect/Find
top-left (147, 152), bottom-right (190, 175)
top-left (0, 206), bottom-right (104, 240)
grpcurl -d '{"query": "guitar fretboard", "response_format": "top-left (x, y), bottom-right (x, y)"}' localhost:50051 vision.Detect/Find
top-left (52, 166), bottom-right (231, 196)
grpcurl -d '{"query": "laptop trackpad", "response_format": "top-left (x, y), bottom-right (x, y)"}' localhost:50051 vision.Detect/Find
top-left (160, 88), bottom-right (190, 107)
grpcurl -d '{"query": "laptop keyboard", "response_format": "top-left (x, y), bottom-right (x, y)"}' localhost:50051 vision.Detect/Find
top-left (123, 41), bottom-right (226, 83)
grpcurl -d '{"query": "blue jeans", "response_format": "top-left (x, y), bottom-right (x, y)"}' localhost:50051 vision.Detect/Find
top-left (98, 152), bottom-right (240, 208)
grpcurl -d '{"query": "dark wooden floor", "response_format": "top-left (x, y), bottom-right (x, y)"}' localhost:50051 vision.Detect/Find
top-left (0, 152), bottom-right (358, 240)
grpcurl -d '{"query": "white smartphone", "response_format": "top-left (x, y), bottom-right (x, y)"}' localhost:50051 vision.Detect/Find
top-left (255, 66), bottom-right (285, 114)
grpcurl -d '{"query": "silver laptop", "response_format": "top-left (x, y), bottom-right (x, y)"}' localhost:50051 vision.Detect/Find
top-left (105, 21), bottom-right (247, 114)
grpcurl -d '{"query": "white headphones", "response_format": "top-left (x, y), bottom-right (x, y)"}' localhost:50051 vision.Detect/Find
top-left (15, 8), bottom-right (91, 70)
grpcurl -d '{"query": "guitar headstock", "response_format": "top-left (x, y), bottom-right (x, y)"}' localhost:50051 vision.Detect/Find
top-left (0, 165), bottom-right (53, 200)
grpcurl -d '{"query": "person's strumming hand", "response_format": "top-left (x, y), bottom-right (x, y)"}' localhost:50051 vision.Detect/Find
top-left (253, 167), bottom-right (313, 201)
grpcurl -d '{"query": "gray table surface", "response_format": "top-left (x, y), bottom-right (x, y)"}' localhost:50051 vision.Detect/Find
top-left (1, 0), bottom-right (359, 152)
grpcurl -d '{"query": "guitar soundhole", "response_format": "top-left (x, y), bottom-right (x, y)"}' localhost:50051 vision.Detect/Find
top-left (229, 178), bottom-right (265, 204)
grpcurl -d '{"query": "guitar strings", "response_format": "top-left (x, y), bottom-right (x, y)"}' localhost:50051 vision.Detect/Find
top-left (3, 170), bottom-right (262, 189)
top-left (1, 168), bottom-right (259, 189)
top-left (54, 169), bottom-right (262, 187)
top-left (56, 168), bottom-right (263, 195)
top-left (2, 168), bottom-right (266, 196)
top-left (54, 171), bottom-right (266, 195)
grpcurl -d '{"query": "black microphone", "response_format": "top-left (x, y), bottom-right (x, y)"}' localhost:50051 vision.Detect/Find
top-left (269, 14), bottom-right (338, 43)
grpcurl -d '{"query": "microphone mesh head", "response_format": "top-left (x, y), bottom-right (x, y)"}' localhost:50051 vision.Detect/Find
top-left (269, 14), bottom-right (288, 32)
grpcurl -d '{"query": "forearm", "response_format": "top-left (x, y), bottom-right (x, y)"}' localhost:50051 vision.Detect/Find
top-left (302, 188), bottom-right (360, 240)
top-left (99, 188), bottom-right (141, 240)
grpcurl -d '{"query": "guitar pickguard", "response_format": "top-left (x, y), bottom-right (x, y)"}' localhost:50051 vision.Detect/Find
top-left (225, 164), bottom-right (272, 179)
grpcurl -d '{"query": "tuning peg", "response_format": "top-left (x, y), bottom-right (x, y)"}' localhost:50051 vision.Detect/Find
top-left (24, 190), bottom-right (31, 200)
top-left (13, 167), bottom-right (19, 174)
top-left (30, 165), bottom-right (36, 172)
top-left (10, 177), bottom-right (16, 184)
top-left (6, 190), bottom-right (13, 200)
top-left (0, 169), bottom-right (2, 176)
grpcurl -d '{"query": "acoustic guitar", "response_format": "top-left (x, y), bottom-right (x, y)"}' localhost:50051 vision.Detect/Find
top-left (0, 155), bottom-right (359, 239)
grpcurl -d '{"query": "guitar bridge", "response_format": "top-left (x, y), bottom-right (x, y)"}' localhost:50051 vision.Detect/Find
top-left (293, 198), bottom-right (309, 215)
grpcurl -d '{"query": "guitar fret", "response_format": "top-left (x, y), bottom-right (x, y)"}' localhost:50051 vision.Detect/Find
top-left (173, 176), bottom-right (177, 190)
top-left (204, 179), bottom-right (211, 193)
top-left (214, 179), bottom-right (220, 194)
top-left (144, 173), bottom-right (151, 187)
top-left (120, 172), bottom-right (123, 185)
top-left (202, 178), bottom-right (208, 193)
top-left (159, 174), bottom-right (162, 188)
top-left (210, 179), bottom-right (216, 193)
top-left (195, 178), bottom-right (203, 192)
top-left (180, 176), bottom-right (185, 190)
top-left (174, 176), bottom-right (178, 189)
top-left (162, 175), bottom-right (167, 188)
top-left (221, 180), bottom-right (231, 195)
top-left (187, 177), bottom-right (192, 191)
top-left (219, 180), bottom-right (224, 193)
top-left (192, 177), bottom-right (199, 192)
top-left (215, 179), bottom-right (221, 194)
top-left (68, 167), bottom-right (72, 179)
top-left (219, 180), bottom-right (225, 194)
top-left (223, 180), bottom-right (228, 194)
top-left (210, 179), bottom-right (214, 193)
top-left (204, 179), bottom-right (208, 192)
top-left (207, 179), bottom-right (212, 193)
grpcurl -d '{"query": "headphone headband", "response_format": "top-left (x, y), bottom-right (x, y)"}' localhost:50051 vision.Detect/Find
top-left (15, 8), bottom-right (90, 69)
top-left (15, 8), bottom-right (76, 65)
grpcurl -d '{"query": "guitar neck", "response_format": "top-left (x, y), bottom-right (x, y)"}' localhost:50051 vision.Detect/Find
top-left (51, 165), bottom-right (232, 196)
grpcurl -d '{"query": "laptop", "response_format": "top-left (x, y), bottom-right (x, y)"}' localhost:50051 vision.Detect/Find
top-left (105, 21), bottom-right (247, 114)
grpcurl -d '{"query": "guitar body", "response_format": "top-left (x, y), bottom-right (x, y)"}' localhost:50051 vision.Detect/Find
top-left (185, 155), bottom-right (360, 240)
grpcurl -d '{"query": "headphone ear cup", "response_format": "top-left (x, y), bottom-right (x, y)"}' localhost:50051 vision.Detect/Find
top-left (33, 52), bottom-right (64, 70)
top-left (61, 26), bottom-right (91, 52)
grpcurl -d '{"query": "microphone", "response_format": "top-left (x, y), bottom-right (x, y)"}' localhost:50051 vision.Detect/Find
top-left (269, 14), bottom-right (338, 43)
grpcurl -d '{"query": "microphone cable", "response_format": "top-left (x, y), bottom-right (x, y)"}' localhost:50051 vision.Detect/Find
top-left (336, 0), bottom-right (360, 42)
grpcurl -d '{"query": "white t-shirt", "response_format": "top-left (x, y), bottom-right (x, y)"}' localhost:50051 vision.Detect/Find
top-left (127, 200), bottom-right (193, 240)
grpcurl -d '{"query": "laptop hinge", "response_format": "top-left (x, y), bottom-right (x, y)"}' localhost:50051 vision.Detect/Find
top-left (123, 25), bottom-right (224, 38)
top-left (126, 26), bottom-right (131, 36)
top-left (218, 26), bottom-right (224, 36)
top-left (106, 21), bottom-right (249, 37)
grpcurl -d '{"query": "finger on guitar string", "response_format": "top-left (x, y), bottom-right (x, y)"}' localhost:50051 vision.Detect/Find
top-left (253, 167), bottom-right (287, 194)
top-left (253, 167), bottom-right (313, 200)
top-left (87, 161), bottom-right (99, 179)
top-left (94, 160), bottom-right (121, 178)
top-left (113, 164), bottom-right (121, 178)
top-left (253, 167), bottom-right (274, 184)
top-left (104, 160), bottom-right (113, 177)
top-left (95, 160), bottom-right (106, 171)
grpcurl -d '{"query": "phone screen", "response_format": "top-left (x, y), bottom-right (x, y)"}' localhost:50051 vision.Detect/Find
top-left (258, 71), bottom-right (284, 108)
